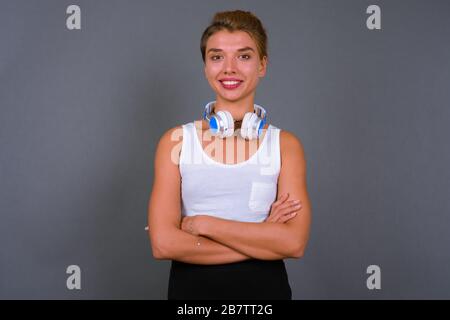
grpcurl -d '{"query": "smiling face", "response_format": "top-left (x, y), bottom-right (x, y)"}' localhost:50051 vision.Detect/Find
top-left (204, 30), bottom-right (267, 104)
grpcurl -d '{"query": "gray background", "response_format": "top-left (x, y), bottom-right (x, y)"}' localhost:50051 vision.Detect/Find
top-left (1, 0), bottom-right (449, 299)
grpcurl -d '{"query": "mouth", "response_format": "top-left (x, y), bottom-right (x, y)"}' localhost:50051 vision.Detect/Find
top-left (219, 80), bottom-right (243, 90)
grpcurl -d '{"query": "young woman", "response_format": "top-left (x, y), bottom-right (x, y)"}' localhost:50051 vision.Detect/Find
top-left (147, 10), bottom-right (311, 300)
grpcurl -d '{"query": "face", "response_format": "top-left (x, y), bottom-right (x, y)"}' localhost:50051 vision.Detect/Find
top-left (204, 30), bottom-right (267, 103)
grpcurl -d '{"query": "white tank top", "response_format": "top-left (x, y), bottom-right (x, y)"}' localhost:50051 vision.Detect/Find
top-left (179, 121), bottom-right (281, 222)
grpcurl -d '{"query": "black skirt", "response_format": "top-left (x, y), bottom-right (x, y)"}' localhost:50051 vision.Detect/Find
top-left (167, 259), bottom-right (292, 300)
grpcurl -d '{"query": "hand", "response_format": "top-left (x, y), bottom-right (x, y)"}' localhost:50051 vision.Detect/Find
top-left (265, 193), bottom-right (302, 223)
top-left (181, 215), bottom-right (202, 236)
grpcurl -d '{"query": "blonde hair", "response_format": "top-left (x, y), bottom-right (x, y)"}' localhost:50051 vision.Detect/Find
top-left (200, 10), bottom-right (268, 63)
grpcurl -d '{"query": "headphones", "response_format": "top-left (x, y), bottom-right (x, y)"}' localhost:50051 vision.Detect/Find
top-left (202, 100), bottom-right (268, 140)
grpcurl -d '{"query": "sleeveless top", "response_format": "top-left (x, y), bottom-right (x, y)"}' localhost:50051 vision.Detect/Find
top-left (179, 121), bottom-right (281, 222)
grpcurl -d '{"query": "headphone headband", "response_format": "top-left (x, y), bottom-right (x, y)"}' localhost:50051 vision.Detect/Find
top-left (203, 101), bottom-right (267, 123)
top-left (202, 100), bottom-right (268, 139)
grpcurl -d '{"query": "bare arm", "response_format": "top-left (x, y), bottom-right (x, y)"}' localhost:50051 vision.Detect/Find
top-left (147, 125), bottom-right (254, 265)
top-left (191, 213), bottom-right (301, 260)
top-left (182, 130), bottom-right (312, 260)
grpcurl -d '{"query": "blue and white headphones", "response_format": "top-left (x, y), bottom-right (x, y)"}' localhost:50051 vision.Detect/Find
top-left (202, 100), bottom-right (268, 140)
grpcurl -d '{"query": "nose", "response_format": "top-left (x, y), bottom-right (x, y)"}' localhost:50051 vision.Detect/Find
top-left (223, 57), bottom-right (237, 74)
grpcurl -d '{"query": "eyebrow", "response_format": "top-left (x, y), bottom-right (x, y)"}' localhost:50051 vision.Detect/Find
top-left (207, 46), bottom-right (255, 54)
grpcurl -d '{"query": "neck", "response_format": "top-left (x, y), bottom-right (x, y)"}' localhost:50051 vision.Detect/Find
top-left (213, 96), bottom-right (255, 121)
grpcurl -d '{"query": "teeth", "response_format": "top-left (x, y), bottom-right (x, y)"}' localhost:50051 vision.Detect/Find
top-left (222, 81), bottom-right (241, 85)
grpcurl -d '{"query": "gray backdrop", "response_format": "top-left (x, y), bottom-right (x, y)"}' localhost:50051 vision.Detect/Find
top-left (1, 0), bottom-right (449, 299)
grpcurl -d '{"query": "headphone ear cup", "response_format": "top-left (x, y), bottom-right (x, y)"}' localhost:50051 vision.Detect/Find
top-left (223, 110), bottom-right (235, 138)
top-left (242, 112), bottom-right (258, 140)
top-left (208, 114), bottom-right (220, 135)
top-left (216, 110), bottom-right (234, 138)
top-left (256, 118), bottom-right (268, 140)
top-left (256, 118), bottom-right (265, 138)
top-left (240, 112), bottom-right (252, 140)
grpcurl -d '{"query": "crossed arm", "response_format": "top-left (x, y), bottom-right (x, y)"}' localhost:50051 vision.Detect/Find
top-left (148, 127), bottom-right (311, 264)
top-left (181, 214), bottom-right (305, 260)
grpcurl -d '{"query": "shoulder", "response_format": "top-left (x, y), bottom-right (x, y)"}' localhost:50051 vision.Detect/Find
top-left (279, 129), bottom-right (306, 164)
top-left (280, 129), bottom-right (305, 152)
top-left (158, 124), bottom-right (184, 147)
top-left (154, 124), bottom-right (185, 166)
top-left (158, 119), bottom-right (205, 143)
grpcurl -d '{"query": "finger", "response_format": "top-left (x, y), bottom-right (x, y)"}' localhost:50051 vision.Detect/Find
top-left (268, 200), bottom-right (300, 220)
top-left (276, 201), bottom-right (302, 214)
top-left (278, 202), bottom-right (303, 215)
top-left (265, 212), bottom-right (282, 223)
top-left (273, 206), bottom-right (302, 222)
top-left (279, 211), bottom-right (298, 223)
top-left (266, 214), bottom-right (281, 223)
top-left (273, 193), bottom-right (288, 206)
top-left (181, 218), bottom-right (190, 230)
top-left (271, 203), bottom-right (302, 221)
top-left (265, 213), bottom-right (276, 222)
top-left (271, 193), bottom-right (290, 208)
top-left (267, 199), bottom-right (300, 219)
top-left (277, 199), bottom-right (302, 210)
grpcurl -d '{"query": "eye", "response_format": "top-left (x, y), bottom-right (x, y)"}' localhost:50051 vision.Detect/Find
top-left (240, 54), bottom-right (251, 60)
top-left (211, 55), bottom-right (222, 61)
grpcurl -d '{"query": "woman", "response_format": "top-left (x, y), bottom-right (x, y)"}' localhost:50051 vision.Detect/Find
top-left (147, 10), bottom-right (311, 300)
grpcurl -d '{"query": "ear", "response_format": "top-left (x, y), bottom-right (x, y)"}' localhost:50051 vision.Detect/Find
top-left (259, 56), bottom-right (268, 77)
